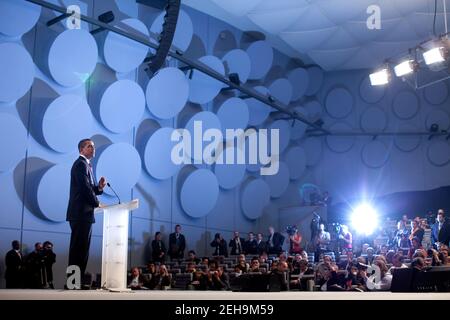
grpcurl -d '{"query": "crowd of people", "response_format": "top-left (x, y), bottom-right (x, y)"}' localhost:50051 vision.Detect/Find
top-left (4, 240), bottom-right (56, 289)
top-left (4, 208), bottom-right (450, 291)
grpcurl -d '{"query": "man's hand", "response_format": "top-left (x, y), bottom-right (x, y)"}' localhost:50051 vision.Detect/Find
top-left (98, 176), bottom-right (107, 190)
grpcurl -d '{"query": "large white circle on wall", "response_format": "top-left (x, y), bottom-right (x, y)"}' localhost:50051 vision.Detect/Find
top-left (0, 113), bottom-right (27, 172)
top-left (305, 66), bottom-right (324, 96)
top-left (269, 78), bottom-right (293, 105)
top-left (361, 140), bottom-right (390, 168)
top-left (304, 100), bottom-right (323, 121)
top-left (325, 87), bottom-right (354, 119)
top-left (392, 90), bottom-right (420, 120)
top-left (303, 137), bottom-right (323, 166)
top-left (247, 86), bottom-right (272, 126)
top-left (43, 95), bottom-right (93, 153)
top-left (269, 120), bottom-right (291, 154)
top-left (326, 122), bottom-right (355, 153)
top-left (264, 161), bottom-right (290, 198)
top-left (288, 68), bottom-right (309, 101)
top-left (144, 127), bottom-right (181, 180)
top-left (0, 0), bottom-right (41, 37)
top-left (150, 9), bottom-right (193, 53)
top-left (180, 169), bottom-right (219, 218)
top-left (188, 55), bottom-right (224, 104)
top-left (37, 163), bottom-right (70, 222)
top-left (146, 67), bottom-right (189, 119)
top-left (359, 75), bottom-right (386, 104)
top-left (100, 80), bottom-right (145, 133)
top-left (214, 146), bottom-right (246, 189)
top-left (95, 143), bottom-right (141, 197)
top-left (427, 141), bottom-right (450, 166)
top-left (360, 107), bottom-right (388, 132)
top-left (246, 40), bottom-right (273, 80)
top-left (291, 107), bottom-right (309, 140)
top-left (425, 109), bottom-right (450, 131)
top-left (185, 111), bottom-right (222, 163)
top-left (104, 18), bottom-right (149, 73)
top-left (217, 98), bottom-right (249, 140)
top-left (394, 124), bottom-right (422, 152)
top-left (241, 178), bottom-right (270, 219)
top-left (285, 146), bottom-right (307, 180)
top-left (424, 81), bottom-right (449, 105)
top-left (0, 42), bottom-right (34, 103)
top-left (48, 29), bottom-right (98, 87)
top-left (222, 49), bottom-right (251, 84)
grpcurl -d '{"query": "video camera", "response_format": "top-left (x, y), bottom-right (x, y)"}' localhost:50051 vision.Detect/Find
top-left (285, 225), bottom-right (297, 236)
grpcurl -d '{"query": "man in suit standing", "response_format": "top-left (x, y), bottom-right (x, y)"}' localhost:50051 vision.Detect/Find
top-left (267, 226), bottom-right (285, 255)
top-left (4, 240), bottom-right (23, 288)
top-left (432, 209), bottom-right (450, 248)
top-left (66, 139), bottom-right (106, 283)
top-left (229, 231), bottom-right (245, 256)
top-left (169, 224), bottom-right (186, 260)
top-left (256, 233), bottom-right (267, 255)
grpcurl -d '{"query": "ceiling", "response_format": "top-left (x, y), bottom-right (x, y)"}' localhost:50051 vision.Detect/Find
top-left (183, 0), bottom-right (450, 71)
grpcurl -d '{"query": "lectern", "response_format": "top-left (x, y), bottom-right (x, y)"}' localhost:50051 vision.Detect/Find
top-left (95, 199), bottom-right (139, 291)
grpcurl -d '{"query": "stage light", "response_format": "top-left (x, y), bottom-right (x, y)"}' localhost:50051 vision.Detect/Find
top-left (423, 47), bottom-right (446, 65)
top-left (351, 203), bottom-right (378, 236)
top-left (369, 68), bottom-right (390, 86)
top-left (394, 59), bottom-right (418, 77)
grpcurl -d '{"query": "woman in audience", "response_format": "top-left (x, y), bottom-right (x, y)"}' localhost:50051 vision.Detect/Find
top-left (408, 237), bottom-right (423, 259)
top-left (156, 264), bottom-right (172, 289)
top-left (363, 260), bottom-right (392, 291)
top-left (289, 228), bottom-right (303, 255)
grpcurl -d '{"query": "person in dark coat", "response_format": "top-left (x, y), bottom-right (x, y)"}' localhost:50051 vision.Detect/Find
top-left (42, 241), bottom-right (56, 289)
top-left (66, 139), bottom-right (106, 279)
top-left (229, 231), bottom-right (245, 256)
top-left (210, 233), bottom-right (228, 257)
top-left (432, 209), bottom-right (450, 248)
top-left (267, 226), bottom-right (285, 255)
top-left (4, 240), bottom-right (24, 288)
top-left (151, 232), bottom-right (166, 263)
top-left (168, 224), bottom-right (186, 260)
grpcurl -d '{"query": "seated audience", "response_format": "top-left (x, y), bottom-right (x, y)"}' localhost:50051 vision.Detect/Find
top-left (128, 267), bottom-right (148, 290)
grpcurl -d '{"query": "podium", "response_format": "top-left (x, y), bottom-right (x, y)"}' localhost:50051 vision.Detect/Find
top-left (95, 199), bottom-right (139, 291)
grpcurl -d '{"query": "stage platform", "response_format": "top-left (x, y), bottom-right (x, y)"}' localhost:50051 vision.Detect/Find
top-left (1, 289), bottom-right (449, 300)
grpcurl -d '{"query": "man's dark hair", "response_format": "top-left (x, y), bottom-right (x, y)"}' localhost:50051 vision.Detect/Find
top-left (155, 231), bottom-right (161, 238)
top-left (78, 138), bottom-right (92, 152)
top-left (188, 250), bottom-right (196, 255)
top-left (175, 224), bottom-right (181, 230)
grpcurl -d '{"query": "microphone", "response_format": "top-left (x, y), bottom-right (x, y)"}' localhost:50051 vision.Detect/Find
top-left (107, 182), bottom-right (121, 204)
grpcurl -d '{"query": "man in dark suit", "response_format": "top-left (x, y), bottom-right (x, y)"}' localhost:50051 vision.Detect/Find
top-left (432, 209), bottom-right (450, 248)
top-left (256, 233), bottom-right (267, 254)
top-left (267, 226), bottom-right (285, 255)
top-left (244, 232), bottom-right (258, 255)
top-left (66, 139), bottom-right (106, 282)
top-left (4, 240), bottom-right (24, 288)
top-left (229, 231), bottom-right (245, 256)
top-left (168, 224), bottom-right (186, 260)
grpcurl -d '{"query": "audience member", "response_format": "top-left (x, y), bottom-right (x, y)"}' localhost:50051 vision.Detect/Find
top-left (169, 225), bottom-right (186, 261)
top-left (229, 231), bottom-right (245, 256)
top-left (244, 232), bottom-right (257, 255)
top-left (4, 240), bottom-right (23, 289)
top-left (151, 232), bottom-right (166, 263)
top-left (210, 233), bottom-right (228, 257)
top-left (267, 226), bottom-right (285, 255)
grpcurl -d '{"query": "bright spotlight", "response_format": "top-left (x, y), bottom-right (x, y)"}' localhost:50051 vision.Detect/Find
top-left (351, 203), bottom-right (378, 236)
top-left (394, 60), bottom-right (417, 77)
top-left (423, 47), bottom-right (446, 65)
top-left (369, 68), bottom-right (390, 86)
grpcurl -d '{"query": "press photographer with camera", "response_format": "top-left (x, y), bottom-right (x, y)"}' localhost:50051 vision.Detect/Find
top-left (286, 225), bottom-right (302, 255)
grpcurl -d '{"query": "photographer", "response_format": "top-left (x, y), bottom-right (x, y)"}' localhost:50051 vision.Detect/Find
top-left (210, 233), bottom-right (228, 257)
top-left (287, 226), bottom-right (302, 255)
top-left (42, 241), bottom-right (56, 289)
top-left (314, 223), bottom-right (331, 263)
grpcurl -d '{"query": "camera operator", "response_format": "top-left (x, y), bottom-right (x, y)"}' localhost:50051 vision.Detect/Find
top-left (314, 223), bottom-right (331, 263)
top-left (42, 241), bottom-right (56, 289)
top-left (287, 226), bottom-right (302, 255)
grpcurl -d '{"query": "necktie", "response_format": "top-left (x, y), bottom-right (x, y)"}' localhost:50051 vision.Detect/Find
top-left (88, 163), bottom-right (95, 185)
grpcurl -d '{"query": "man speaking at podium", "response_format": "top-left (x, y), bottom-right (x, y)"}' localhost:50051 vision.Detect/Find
top-left (66, 138), bottom-right (106, 283)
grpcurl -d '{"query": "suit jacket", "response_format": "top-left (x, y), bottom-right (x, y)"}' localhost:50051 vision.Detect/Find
top-left (244, 239), bottom-right (258, 255)
top-left (210, 239), bottom-right (228, 257)
top-left (256, 240), bottom-right (268, 254)
top-left (151, 240), bottom-right (167, 262)
top-left (5, 249), bottom-right (23, 281)
top-left (168, 233), bottom-right (186, 258)
top-left (267, 232), bottom-right (285, 254)
top-left (229, 237), bottom-right (245, 255)
top-left (66, 156), bottom-right (103, 223)
top-left (432, 219), bottom-right (450, 246)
